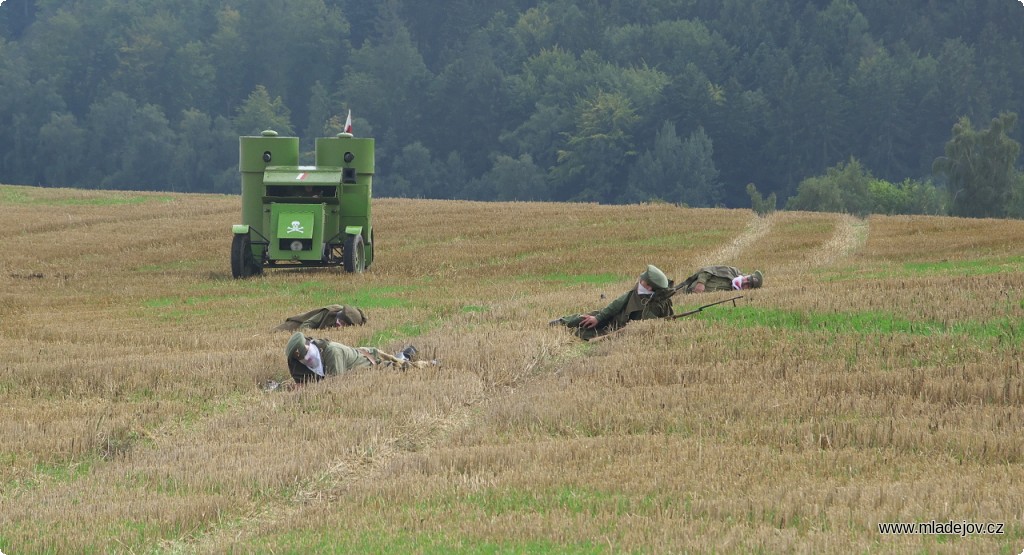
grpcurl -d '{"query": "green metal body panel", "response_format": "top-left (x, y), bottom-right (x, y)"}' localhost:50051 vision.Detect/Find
top-left (316, 135), bottom-right (375, 266)
top-left (239, 132), bottom-right (299, 239)
top-left (233, 130), bottom-right (375, 273)
top-left (269, 203), bottom-right (324, 261)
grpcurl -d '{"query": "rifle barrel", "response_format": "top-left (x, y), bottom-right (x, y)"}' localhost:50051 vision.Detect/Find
top-left (671, 295), bottom-right (743, 319)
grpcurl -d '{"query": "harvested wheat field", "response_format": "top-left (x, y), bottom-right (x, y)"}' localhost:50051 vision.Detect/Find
top-left (1, 184), bottom-right (1023, 554)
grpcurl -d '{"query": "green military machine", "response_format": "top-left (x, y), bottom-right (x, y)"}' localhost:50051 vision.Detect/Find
top-left (231, 129), bottom-right (374, 278)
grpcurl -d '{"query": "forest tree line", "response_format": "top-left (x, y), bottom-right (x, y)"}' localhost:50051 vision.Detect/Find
top-left (1, 0), bottom-right (1022, 217)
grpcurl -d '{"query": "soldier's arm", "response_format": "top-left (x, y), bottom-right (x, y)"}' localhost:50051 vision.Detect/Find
top-left (690, 271), bottom-right (713, 293)
top-left (592, 290), bottom-right (631, 324)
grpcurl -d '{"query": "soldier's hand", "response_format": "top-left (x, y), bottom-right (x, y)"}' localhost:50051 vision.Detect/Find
top-left (580, 314), bottom-right (599, 329)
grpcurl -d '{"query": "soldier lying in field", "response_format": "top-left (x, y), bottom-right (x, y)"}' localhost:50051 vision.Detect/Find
top-left (550, 264), bottom-right (675, 341)
top-left (273, 304), bottom-right (367, 332)
top-left (279, 332), bottom-right (434, 388)
top-left (677, 266), bottom-right (763, 294)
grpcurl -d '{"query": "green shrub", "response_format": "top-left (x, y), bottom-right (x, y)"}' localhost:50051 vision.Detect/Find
top-left (746, 183), bottom-right (777, 216)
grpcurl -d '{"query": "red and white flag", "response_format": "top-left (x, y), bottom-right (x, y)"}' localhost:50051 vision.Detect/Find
top-left (343, 110), bottom-right (353, 134)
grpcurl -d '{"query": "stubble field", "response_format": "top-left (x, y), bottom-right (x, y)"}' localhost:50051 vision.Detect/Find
top-left (1, 183), bottom-right (1023, 554)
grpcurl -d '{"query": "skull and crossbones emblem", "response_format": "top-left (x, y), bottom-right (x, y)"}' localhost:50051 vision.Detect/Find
top-left (286, 220), bottom-right (304, 234)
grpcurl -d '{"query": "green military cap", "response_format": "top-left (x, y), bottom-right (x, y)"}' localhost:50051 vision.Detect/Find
top-left (286, 332), bottom-right (309, 360)
top-left (640, 264), bottom-right (669, 290)
top-left (750, 270), bottom-right (764, 288)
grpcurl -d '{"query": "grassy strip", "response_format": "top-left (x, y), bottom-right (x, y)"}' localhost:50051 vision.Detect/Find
top-left (825, 256), bottom-right (1024, 280)
top-left (3, 459), bottom-right (96, 494)
top-left (369, 322), bottom-right (434, 346)
top-left (902, 256), bottom-right (1024, 274)
top-left (141, 283), bottom-right (422, 312)
top-left (694, 307), bottom-right (1024, 342)
top-left (0, 186), bottom-right (174, 205)
top-left (366, 303), bottom-right (486, 347)
top-left (259, 282), bottom-right (421, 309)
top-left (518, 273), bottom-right (626, 286)
top-left (453, 486), bottom-right (672, 518)
top-left (246, 528), bottom-right (613, 555)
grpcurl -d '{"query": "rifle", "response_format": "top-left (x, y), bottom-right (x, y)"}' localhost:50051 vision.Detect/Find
top-left (587, 295), bottom-right (744, 342)
top-left (670, 295), bottom-right (744, 319)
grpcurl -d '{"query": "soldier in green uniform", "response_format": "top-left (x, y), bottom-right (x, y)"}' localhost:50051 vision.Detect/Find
top-left (551, 264), bottom-right (675, 341)
top-left (678, 266), bottom-right (762, 294)
top-left (273, 304), bottom-right (367, 332)
top-left (284, 332), bottom-right (424, 385)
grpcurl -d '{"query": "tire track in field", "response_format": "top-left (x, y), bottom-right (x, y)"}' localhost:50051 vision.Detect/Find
top-left (164, 335), bottom-right (566, 552)
top-left (162, 403), bottom-right (478, 553)
top-left (794, 213), bottom-right (868, 270)
top-left (693, 212), bottom-right (775, 267)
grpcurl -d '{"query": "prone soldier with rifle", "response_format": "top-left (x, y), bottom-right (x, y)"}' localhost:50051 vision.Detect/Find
top-left (678, 265), bottom-right (763, 294)
top-left (550, 264), bottom-right (676, 341)
top-left (585, 294), bottom-right (744, 343)
top-left (550, 263), bottom-right (751, 341)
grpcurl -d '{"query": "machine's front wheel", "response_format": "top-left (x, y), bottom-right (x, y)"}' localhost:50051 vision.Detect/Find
top-left (363, 227), bottom-right (374, 269)
top-left (343, 234), bottom-right (365, 273)
top-left (231, 234), bottom-right (262, 278)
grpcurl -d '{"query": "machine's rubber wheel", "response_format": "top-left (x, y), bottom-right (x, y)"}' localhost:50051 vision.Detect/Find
top-left (231, 234), bottom-right (262, 278)
top-left (363, 228), bottom-right (374, 269)
top-left (343, 234), bottom-right (365, 273)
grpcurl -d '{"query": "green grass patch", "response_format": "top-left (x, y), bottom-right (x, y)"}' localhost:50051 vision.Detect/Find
top-left (0, 186), bottom-right (173, 206)
top-left (257, 281), bottom-right (420, 309)
top-left (1, 188), bottom-right (32, 203)
top-left (458, 486), bottom-right (669, 518)
top-left (692, 306), bottom-right (1024, 342)
top-left (902, 256), bottom-right (1024, 275)
top-left (6, 460), bottom-right (95, 492)
top-left (824, 256), bottom-right (1024, 281)
top-left (368, 322), bottom-right (433, 346)
top-left (142, 284), bottom-right (419, 312)
top-left (141, 297), bottom-right (177, 308)
top-left (522, 272), bottom-right (625, 286)
top-left (247, 526), bottom-right (613, 555)
top-left (340, 286), bottom-right (419, 309)
top-left (366, 303), bottom-right (483, 346)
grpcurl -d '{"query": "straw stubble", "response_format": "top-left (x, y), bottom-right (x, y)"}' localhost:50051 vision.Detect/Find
top-left (1, 185), bottom-right (1022, 553)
